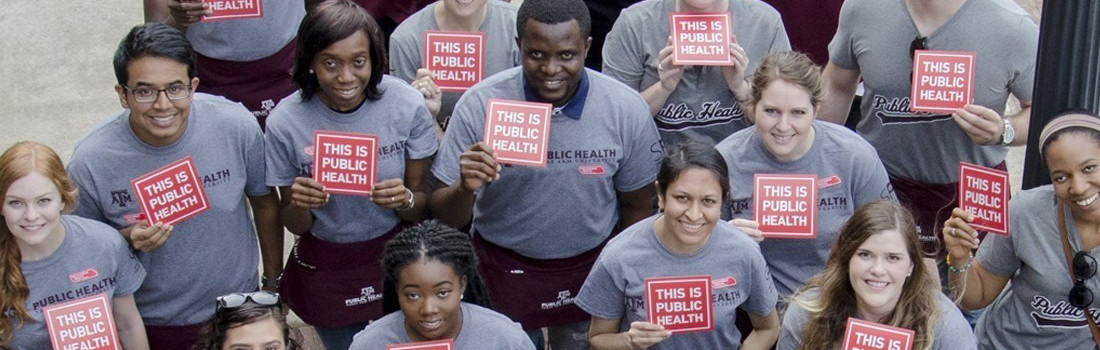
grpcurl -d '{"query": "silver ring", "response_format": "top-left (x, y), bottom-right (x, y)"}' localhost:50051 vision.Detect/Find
top-left (950, 227), bottom-right (958, 238)
top-left (657, 63), bottom-right (665, 72)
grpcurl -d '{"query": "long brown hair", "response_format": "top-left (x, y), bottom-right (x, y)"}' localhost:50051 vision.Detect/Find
top-left (0, 141), bottom-right (78, 345)
top-left (791, 201), bottom-right (939, 350)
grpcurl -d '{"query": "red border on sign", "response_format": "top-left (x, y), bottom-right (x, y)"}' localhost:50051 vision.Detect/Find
top-left (130, 156), bottom-right (210, 226)
top-left (958, 162), bottom-right (1010, 236)
top-left (909, 50), bottom-right (976, 113)
top-left (644, 275), bottom-right (714, 334)
top-left (312, 130), bottom-right (378, 196)
top-left (201, 0), bottom-right (264, 22)
top-left (842, 318), bottom-right (914, 350)
top-left (43, 294), bottom-right (121, 350)
top-left (669, 12), bottom-right (734, 66)
top-left (753, 174), bottom-right (818, 239)
top-left (483, 98), bottom-right (553, 167)
top-left (423, 31), bottom-right (485, 93)
top-left (386, 339), bottom-right (455, 350)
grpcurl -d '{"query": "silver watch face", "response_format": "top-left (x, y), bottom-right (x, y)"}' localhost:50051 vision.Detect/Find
top-left (1003, 121), bottom-right (1015, 144)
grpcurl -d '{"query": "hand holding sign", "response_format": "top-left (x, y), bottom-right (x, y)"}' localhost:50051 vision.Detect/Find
top-left (414, 68), bottom-right (443, 117)
top-left (370, 178), bottom-right (412, 209)
top-left (953, 105), bottom-right (1006, 146)
top-left (729, 218), bottom-right (764, 242)
top-left (842, 318), bottom-right (914, 350)
top-left (166, 0), bottom-right (212, 27)
top-left (124, 222), bottom-right (173, 253)
top-left (626, 321), bottom-right (672, 349)
top-left (457, 142), bottom-right (501, 193)
top-left (657, 36), bottom-right (687, 92)
top-left (719, 38), bottom-right (751, 96)
top-left (943, 207), bottom-right (981, 259)
top-left (289, 177), bottom-right (329, 209)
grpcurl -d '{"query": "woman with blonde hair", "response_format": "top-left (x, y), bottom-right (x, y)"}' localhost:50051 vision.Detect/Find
top-left (0, 141), bottom-right (147, 349)
top-left (779, 201), bottom-right (975, 350)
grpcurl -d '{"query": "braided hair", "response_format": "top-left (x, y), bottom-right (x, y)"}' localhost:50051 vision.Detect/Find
top-left (382, 220), bottom-right (491, 314)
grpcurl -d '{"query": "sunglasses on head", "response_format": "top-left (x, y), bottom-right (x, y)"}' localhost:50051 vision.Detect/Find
top-left (215, 291), bottom-right (280, 312)
top-left (909, 36), bottom-right (928, 59)
top-left (1070, 251), bottom-right (1097, 308)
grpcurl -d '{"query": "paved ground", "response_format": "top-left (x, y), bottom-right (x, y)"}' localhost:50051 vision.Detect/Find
top-left (0, 0), bottom-right (1040, 349)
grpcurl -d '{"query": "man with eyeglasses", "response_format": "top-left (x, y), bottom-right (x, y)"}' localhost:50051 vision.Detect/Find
top-left (66, 22), bottom-right (282, 350)
top-left (816, 0), bottom-right (1037, 287)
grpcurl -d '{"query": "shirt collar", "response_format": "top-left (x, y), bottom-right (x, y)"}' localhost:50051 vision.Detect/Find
top-left (522, 70), bottom-right (589, 120)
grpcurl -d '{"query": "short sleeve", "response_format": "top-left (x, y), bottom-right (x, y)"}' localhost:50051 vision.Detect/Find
top-left (67, 158), bottom-right (108, 224)
top-left (431, 93), bottom-right (485, 186)
top-left (1006, 19), bottom-right (1038, 103)
top-left (241, 120), bottom-right (270, 196)
top-left (389, 28), bottom-right (421, 83)
top-left (113, 236), bottom-right (147, 296)
top-left (974, 212), bottom-right (1021, 278)
top-left (264, 118), bottom-right (302, 187)
top-left (740, 247), bottom-right (779, 316)
top-left (406, 104), bottom-right (440, 160)
top-left (850, 142), bottom-right (896, 205)
top-left (601, 14), bottom-right (647, 91)
top-left (777, 301), bottom-right (809, 350)
top-left (575, 258), bottom-right (627, 320)
top-left (931, 295), bottom-right (978, 350)
top-left (768, 15), bottom-right (793, 52)
top-left (612, 102), bottom-right (662, 192)
top-left (827, 0), bottom-right (859, 70)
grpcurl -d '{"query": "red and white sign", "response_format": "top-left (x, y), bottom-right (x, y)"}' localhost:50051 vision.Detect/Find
top-left (645, 275), bottom-right (713, 333)
top-left (130, 157), bottom-right (210, 226)
top-left (201, 0), bottom-right (264, 22)
top-left (313, 131), bottom-right (378, 196)
top-left (387, 339), bottom-right (454, 350)
top-left (754, 174), bottom-right (818, 238)
top-left (43, 294), bottom-right (120, 350)
top-left (424, 31), bottom-right (485, 92)
top-left (483, 99), bottom-right (552, 167)
top-left (842, 318), bottom-right (914, 350)
top-left (910, 50), bottom-right (976, 113)
top-left (670, 13), bottom-right (733, 66)
top-left (958, 162), bottom-right (1010, 236)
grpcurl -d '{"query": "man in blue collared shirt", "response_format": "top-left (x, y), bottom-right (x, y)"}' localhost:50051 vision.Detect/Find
top-left (428, 1), bottom-right (662, 348)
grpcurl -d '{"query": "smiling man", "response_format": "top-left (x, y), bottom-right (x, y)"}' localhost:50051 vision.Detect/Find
top-left (66, 23), bottom-right (282, 350)
top-left (429, 0), bottom-right (662, 348)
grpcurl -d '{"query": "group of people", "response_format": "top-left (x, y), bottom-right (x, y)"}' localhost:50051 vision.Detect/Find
top-left (4, 0), bottom-right (1097, 349)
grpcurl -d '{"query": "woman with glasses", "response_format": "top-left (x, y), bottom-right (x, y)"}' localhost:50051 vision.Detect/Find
top-left (0, 142), bottom-right (148, 349)
top-left (264, 1), bottom-right (438, 349)
top-left (193, 291), bottom-right (299, 350)
top-left (779, 201), bottom-right (976, 350)
top-left (944, 112), bottom-right (1100, 349)
top-left (349, 221), bottom-right (534, 349)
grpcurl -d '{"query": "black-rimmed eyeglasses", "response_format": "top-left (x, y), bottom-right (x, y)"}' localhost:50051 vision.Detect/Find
top-left (215, 291), bottom-right (280, 312)
top-left (123, 83), bottom-right (192, 103)
top-left (1070, 251), bottom-right (1096, 308)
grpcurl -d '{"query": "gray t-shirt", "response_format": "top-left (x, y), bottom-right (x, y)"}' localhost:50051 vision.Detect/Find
top-left (348, 303), bottom-right (535, 349)
top-left (67, 93), bottom-right (269, 326)
top-left (186, 2), bottom-right (305, 61)
top-left (8, 215), bottom-right (146, 350)
top-left (974, 185), bottom-right (1100, 349)
top-left (576, 216), bottom-right (778, 349)
top-left (265, 76), bottom-right (438, 243)
top-left (829, 0), bottom-right (1036, 183)
top-left (431, 67), bottom-right (663, 259)
top-left (388, 0), bottom-right (520, 122)
top-left (716, 121), bottom-right (895, 297)
top-left (778, 289), bottom-right (976, 350)
top-left (602, 0), bottom-right (791, 146)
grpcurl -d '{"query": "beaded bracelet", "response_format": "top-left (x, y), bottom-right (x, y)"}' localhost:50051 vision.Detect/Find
top-left (946, 251), bottom-right (974, 273)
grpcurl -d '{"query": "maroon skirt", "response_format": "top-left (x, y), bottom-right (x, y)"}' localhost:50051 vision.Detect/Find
top-left (279, 224), bottom-right (403, 328)
top-left (473, 233), bottom-right (605, 329)
top-left (145, 323), bottom-right (203, 350)
top-left (195, 38), bottom-right (297, 128)
top-left (892, 161), bottom-right (1005, 258)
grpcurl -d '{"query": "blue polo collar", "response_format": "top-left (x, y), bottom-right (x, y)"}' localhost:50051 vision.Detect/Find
top-left (522, 70), bottom-right (589, 120)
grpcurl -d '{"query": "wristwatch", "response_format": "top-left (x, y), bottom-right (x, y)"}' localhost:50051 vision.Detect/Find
top-left (262, 275), bottom-right (279, 289)
top-left (998, 118), bottom-right (1015, 146)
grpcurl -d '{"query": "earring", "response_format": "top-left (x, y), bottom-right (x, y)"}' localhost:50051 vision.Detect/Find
top-left (308, 69), bottom-right (314, 74)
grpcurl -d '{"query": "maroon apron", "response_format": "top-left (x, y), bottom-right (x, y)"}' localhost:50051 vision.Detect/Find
top-left (473, 233), bottom-right (605, 329)
top-left (279, 224), bottom-right (403, 328)
top-left (892, 161), bottom-right (1006, 258)
top-left (195, 39), bottom-right (297, 129)
top-left (145, 323), bottom-right (203, 350)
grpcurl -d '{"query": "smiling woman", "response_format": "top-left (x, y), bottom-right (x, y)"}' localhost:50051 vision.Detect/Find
top-left (779, 201), bottom-right (975, 350)
top-left (349, 220), bottom-right (535, 349)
